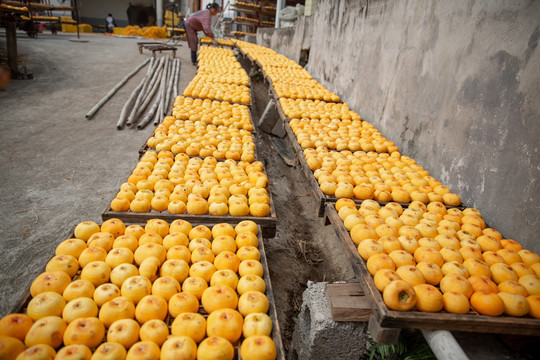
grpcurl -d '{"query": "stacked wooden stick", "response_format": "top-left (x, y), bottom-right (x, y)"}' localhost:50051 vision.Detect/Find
top-left (117, 57), bottom-right (181, 130)
top-left (85, 56), bottom-right (180, 129)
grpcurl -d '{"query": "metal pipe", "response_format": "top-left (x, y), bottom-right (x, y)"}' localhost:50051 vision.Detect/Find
top-left (86, 58), bottom-right (150, 119)
top-left (421, 330), bottom-right (470, 360)
top-left (156, 0), bottom-right (163, 27)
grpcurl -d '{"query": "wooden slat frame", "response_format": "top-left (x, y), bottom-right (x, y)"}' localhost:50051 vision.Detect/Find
top-left (324, 203), bottom-right (540, 336)
top-left (102, 194), bottom-right (277, 238)
top-left (12, 222), bottom-right (284, 359)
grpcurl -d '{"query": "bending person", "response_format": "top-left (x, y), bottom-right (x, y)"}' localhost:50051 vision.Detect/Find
top-left (183, 3), bottom-right (220, 66)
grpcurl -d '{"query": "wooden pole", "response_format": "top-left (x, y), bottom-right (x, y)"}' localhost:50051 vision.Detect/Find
top-left (116, 78), bottom-right (145, 129)
top-left (125, 60), bottom-right (157, 124)
top-left (85, 58), bottom-right (150, 119)
top-left (73, 0), bottom-right (80, 39)
top-left (158, 57), bottom-right (170, 119)
top-left (168, 59), bottom-right (179, 110)
top-left (173, 58), bottom-right (181, 99)
top-left (164, 59), bottom-right (176, 114)
top-left (116, 58), bottom-right (158, 130)
top-left (131, 64), bottom-right (165, 126)
top-left (137, 97), bottom-right (161, 130)
top-left (6, 17), bottom-right (18, 77)
top-left (163, 59), bottom-right (177, 116)
top-left (154, 99), bottom-right (163, 127)
top-left (126, 57), bottom-right (164, 127)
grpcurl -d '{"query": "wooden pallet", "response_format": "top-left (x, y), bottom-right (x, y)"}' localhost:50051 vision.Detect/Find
top-left (323, 203), bottom-right (540, 337)
top-left (12, 222), bottom-right (285, 359)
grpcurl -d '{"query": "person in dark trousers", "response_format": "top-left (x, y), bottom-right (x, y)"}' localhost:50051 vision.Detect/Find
top-left (105, 14), bottom-right (117, 33)
top-left (183, 3), bottom-right (220, 65)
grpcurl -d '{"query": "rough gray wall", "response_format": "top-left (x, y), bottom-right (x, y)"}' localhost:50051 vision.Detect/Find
top-left (258, 0), bottom-right (540, 253)
top-left (258, 16), bottom-right (314, 63)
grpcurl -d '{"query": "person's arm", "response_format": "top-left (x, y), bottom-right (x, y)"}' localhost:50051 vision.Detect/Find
top-left (200, 11), bottom-right (214, 38)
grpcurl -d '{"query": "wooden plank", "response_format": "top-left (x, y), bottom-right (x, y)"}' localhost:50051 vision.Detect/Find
top-left (6, 17), bottom-right (18, 76)
top-left (325, 197), bottom-right (466, 211)
top-left (259, 232), bottom-right (286, 360)
top-left (368, 314), bottom-right (401, 345)
top-left (268, 84), bottom-right (279, 101)
top-left (325, 283), bottom-right (372, 322)
top-left (324, 203), bottom-right (540, 336)
top-left (324, 204), bottom-right (363, 279)
top-left (275, 98), bottom-right (290, 123)
top-left (258, 99), bottom-right (280, 133)
top-left (102, 204), bottom-right (277, 238)
top-left (281, 121), bottom-right (326, 217)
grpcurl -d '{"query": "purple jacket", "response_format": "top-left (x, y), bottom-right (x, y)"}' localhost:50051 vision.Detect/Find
top-left (184, 9), bottom-right (213, 51)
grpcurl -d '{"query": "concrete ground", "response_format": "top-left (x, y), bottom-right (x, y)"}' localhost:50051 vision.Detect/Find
top-left (0, 31), bottom-right (195, 314)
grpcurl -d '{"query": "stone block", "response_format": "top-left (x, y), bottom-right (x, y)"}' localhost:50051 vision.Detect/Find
top-left (289, 281), bottom-right (368, 360)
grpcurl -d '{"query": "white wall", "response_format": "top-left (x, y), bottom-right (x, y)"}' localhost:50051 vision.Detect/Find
top-left (78, 0), bottom-right (154, 23)
top-left (50, 0), bottom-right (74, 18)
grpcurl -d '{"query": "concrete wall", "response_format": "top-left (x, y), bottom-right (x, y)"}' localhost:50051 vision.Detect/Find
top-left (258, 0), bottom-right (540, 253)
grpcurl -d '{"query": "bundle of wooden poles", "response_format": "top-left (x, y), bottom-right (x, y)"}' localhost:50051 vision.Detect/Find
top-left (85, 56), bottom-right (181, 130)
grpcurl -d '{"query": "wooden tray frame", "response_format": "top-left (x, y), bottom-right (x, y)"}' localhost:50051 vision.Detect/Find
top-left (137, 125), bottom-right (259, 159)
top-left (183, 92), bottom-right (253, 108)
top-left (199, 41), bottom-right (234, 49)
top-left (283, 121), bottom-right (465, 213)
top-left (12, 223), bottom-right (285, 359)
top-left (102, 198), bottom-right (277, 238)
top-left (101, 164), bottom-right (278, 238)
top-left (323, 203), bottom-right (540, 336)
top-left (268, 80), bottom-right (343, 104)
